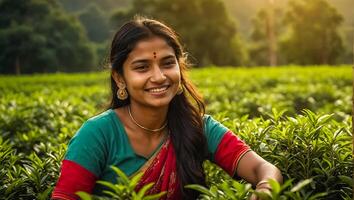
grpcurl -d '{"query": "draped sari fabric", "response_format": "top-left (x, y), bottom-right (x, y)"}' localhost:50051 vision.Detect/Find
top-left (134, 137), bottom-right (180, 200)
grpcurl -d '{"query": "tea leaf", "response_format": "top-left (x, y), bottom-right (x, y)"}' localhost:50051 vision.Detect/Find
top-left (185, 184), bottom-right (215, 197)
top-left (76, 191), bottom-right (92, 200)
top-left (137, 182), bottom-right (154, 198)
top-left (338, 175), bottom-right (353, 187)
top-left (143, 191), bottom-right (167, 200)
top-left (290, 179), bottom-right (312, 192)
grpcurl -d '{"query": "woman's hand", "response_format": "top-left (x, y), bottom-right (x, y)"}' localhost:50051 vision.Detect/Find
top-left (250, 187), bottom-right (271, 200)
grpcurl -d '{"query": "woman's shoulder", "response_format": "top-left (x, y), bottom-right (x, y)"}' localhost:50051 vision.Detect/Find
top-left (202, 114), bottom-right (228, 133)
top-left (76, 109), bottom-right (121, 137)
top-left (65, 110), bottom-right (119, 176)
top-left (84, 109), bottom-right (119, 128)
top-left (202, 114), bottom-right (230, 159)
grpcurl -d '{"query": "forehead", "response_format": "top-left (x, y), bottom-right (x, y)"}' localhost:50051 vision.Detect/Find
top-left (127, 37), bottom-right (175, 60)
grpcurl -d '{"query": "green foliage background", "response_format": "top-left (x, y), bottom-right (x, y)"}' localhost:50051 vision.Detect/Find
top-left (1, 0), bottom-right (353, 74)
top-left (0, 0), bottom-right (97, 74)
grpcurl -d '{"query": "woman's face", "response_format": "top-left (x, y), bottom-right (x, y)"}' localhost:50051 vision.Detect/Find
top-left (116, 36), bottom-right (181, 109)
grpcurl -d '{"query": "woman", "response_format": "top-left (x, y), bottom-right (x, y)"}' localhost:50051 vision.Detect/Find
top-left (52, 16), bottom-right (282, 200)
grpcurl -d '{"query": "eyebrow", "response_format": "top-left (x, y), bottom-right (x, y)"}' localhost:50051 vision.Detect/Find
top-left (131, 55), bottom-right (176, 65)
top-left (160, 55), bottom-right (176, 61)
top-left (131, 59), bottom-right (149, 65)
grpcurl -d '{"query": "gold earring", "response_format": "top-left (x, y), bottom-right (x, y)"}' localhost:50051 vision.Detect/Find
top-left (117, 83), bottom-right (128, 100)
top-left (177, 85), bottom-right (183, 95)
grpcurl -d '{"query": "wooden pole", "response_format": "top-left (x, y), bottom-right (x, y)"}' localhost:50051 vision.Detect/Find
top-left (15, 56), bottom-right (21, 75)
top-left (268, 0), bottom-right (277, 66)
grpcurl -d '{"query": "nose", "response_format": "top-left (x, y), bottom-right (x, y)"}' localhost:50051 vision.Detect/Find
top-left (150, 65), bottom-right (166, 83)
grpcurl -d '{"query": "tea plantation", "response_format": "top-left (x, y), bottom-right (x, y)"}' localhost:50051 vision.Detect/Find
top-left (0, 66), bottom-right (352, 199)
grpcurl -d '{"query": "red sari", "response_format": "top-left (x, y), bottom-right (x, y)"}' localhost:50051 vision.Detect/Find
top-left (134, 137), bottom-right (180, 199)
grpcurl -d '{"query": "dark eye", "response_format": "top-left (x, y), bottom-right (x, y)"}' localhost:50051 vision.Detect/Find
top-left (163, 60), bottom-right (176, 67)
top-left (134, 65), bottom-right (148, 71)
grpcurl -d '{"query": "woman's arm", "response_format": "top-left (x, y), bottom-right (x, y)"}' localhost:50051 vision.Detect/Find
top-left (202, 115), bottom-right (282, 197)
top-left (51, 160), bottom-right (97, 200)
top-left (236, 151), bottom-right (283, 199)
top-left (51, 120), bottom-right (107, 199)
top-left (237, 151), bottom-right (282, 185)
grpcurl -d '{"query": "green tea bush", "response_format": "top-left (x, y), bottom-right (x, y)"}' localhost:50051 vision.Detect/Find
top-left (193, 66), bottom-right (351, 120)
top-left (0, 66), bottom-right (351, 199)
top-left (77, 166), bottom-right (166, 200)
top-left (0, 136), bottom-right (66, 199)
top-left (187, 160), bottom-right (328, 200)
top-left (214, 109), bottom-right (352, 199)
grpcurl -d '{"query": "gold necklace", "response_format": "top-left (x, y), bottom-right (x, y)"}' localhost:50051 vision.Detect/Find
top-left (128, 106), bottom-right (167, 132)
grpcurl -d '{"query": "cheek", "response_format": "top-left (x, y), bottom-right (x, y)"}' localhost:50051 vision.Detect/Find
top-left (173, 69), bottom-right (181, 84)
top-left (168, 65), bottom-right (181, 81)
top-left (169, 72), bottom-right (181, 93)
top-left (124, 74), bottom-right (146, 92)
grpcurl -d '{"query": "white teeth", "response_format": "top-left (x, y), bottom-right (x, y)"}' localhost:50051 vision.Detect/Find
top-left (148, 86), bottom-right (168, 93)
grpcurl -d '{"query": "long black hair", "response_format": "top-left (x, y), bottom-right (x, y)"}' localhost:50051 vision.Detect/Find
top-left (108, 16), bottom-right (209, 199)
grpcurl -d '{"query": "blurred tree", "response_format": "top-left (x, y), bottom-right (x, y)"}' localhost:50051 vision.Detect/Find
top-left (281, 0), bottom-right (344, 65)
top-left (111, 0), bottom-right (247, 66)
top-left (77, 3), bottom-right (110, 43)
top-left (0, 0), bottom-right (96, 74)
top-left (58, 0), bottom-right (130, 13)
top-left (249, 6), bottom-right (285, 66)
top-left (266, 0), bottom-right (277, 67)
top-left (338, 26), bottom-right (353, 64)
top-left (110, 8), bottom-right (132, 31)
top-left (0, 25), bottom-right (49, 74)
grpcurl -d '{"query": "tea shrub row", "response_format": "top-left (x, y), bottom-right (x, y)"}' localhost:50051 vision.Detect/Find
top-left (0, 66), bottom-right (352, 199)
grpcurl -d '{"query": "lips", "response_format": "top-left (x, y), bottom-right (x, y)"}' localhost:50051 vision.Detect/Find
top-left (146, 85), bottom-right (169, 93)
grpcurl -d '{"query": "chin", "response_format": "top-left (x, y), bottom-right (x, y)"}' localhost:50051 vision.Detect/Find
top-left (147, 98), bottom-right (173, 108)
top-left (150, 101), bottom-right (171, 108)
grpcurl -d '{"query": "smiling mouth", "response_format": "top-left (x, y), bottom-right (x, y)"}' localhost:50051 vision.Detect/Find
top-left (146, 85), bottom-right (169, 93)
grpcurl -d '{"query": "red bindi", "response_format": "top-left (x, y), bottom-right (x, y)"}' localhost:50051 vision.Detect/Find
top-left (153, 52), bottom-right (157, 59)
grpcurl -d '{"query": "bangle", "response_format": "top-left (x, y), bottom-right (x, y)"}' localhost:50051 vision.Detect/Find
top-left (256, 180), bottom-right (272, 191)
top-left (256, 180), bottom-right (269, 188)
